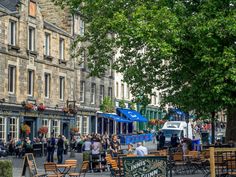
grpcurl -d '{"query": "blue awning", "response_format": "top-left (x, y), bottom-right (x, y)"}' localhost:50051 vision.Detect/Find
top-left (171, 108), bottom-right (185, 116)
top-left (98, 113), bottom-right (132, 123)
top-left (117, 108), bottom-right (148, 122)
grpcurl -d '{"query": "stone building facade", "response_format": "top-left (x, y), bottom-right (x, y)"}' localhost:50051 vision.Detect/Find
top-left (0, 0), bottom-right (115, 140)
top-left (0, 0), bottom-right (78, 141)
top-left (37, 0), bottom-right (115, 135)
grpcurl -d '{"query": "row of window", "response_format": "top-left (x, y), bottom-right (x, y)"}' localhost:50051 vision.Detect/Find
top-left (9, 21), bottom-right (66, 60)
top-left (115, 82), bottom-right (130, 99)
top-left (80, 82), bottom-right (113, 104)
top-left (8, 66), bottom-right (65, 100)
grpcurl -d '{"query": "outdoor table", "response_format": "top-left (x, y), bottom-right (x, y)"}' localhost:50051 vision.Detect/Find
top-left (56, 164), bottom-right (73, 176)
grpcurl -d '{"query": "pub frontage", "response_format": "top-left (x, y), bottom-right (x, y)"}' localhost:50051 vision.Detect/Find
top-left (0, 102), bottom-right (76, 142)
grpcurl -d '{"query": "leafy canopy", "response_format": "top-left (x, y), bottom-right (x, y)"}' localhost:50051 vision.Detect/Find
top-left (53, 0), bottom-right (236, 114)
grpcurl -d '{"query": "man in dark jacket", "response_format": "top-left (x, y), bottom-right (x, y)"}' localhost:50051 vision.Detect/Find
top-left (47, 134), bottom-right (55, 162)
top-left (57, 135), bottom-right (64, 164)
top-left (159, 132), bottom-right (166, 149)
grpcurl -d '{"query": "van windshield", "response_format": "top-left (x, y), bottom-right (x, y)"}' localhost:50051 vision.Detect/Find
top-left (162, 130), bottom-right (181, 138)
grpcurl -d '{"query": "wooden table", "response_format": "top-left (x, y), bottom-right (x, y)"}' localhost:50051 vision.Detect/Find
top-left (56, 164), bottom-right (73, 176)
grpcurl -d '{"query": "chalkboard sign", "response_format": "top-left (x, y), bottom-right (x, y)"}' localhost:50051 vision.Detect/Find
top-left (21, 153), bottom-right (38, 177)
top-left (122, 156), bottom-right (167, 177)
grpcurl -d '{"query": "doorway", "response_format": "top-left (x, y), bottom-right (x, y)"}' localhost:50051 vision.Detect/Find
top-left (62, 123), bottom-right (69, 138)
top-left (24, 118), bottom-right (36, 140)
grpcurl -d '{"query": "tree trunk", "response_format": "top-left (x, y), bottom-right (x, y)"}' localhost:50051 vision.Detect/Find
top-left (211, 112), bottom-right (215, 144)
top-left (226, 107), bottom-right (236, 142)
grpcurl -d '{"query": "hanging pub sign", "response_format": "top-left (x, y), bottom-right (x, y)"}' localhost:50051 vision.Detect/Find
top-left (122, 156), bottom-right (167, 177)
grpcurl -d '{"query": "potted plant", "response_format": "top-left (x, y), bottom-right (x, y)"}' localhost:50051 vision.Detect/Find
top-left (37, 103), bottom-right (46, 111)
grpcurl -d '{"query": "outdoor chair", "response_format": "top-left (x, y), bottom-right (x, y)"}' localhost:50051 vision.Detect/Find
top-left (65, 159), bottom-right (78, 172)
top-left (68, 161), bottom-right (89, 177)
top-left (44, 162), bottom-right (64, 177)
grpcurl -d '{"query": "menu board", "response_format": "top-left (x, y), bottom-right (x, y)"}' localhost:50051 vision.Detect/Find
top-left (21, 153), bottom-right (38, 177)
top-left (122, 156), bottom-right (167, 177)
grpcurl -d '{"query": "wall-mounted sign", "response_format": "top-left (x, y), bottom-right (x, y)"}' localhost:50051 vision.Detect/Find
top-left (122, 156), bottom-right (167, 177)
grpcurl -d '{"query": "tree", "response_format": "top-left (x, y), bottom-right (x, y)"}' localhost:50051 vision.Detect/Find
top-left (53, 0), bottom-right (236, 141)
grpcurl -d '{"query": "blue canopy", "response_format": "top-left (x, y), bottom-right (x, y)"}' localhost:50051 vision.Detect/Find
top-left (98, 113), bottom-right (132, 123)
top-left (171, 108), bottom-right (185, 116)
top-left (117, 108), bottom-right (148, 122)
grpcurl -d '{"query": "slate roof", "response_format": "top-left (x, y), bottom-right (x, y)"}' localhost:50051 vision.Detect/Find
top-left (0, 0), bottom-right (20, 12)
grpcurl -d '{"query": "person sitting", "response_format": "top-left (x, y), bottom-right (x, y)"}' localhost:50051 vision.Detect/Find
top-left (127, 143), bottom-right (134, 154)
top-left (134, 142), bottom-right (148, 156)
top-left (110, 135), bottom-right (120, 157)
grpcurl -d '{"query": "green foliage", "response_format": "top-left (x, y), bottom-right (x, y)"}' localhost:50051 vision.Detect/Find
top-left (0, 160), bottom-right (13, 177)
top-left (129, 102), bottom-right (136, 110)
top-left (53, 0), bottom-right (236, 116)
top-left (119, 100), bottom-right (126, 108)
top-left (100, 96), bottom-right (115, 113)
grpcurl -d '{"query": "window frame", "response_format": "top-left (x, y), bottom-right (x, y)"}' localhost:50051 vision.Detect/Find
top-left (116, 82), bottom-right (119, 98)
top-left (59, 76), bottom-right (65, 100)
top-left (44, 33), bottom-right (50, 56)
top-left (28, 70), bottom-right (34, 96)
top-left (0, 117), bottom-right (6, 141)
top-left (44, 73), bottom-right (51, 98)
top-left (121, 84), bottom-right (124, 99)
top-left (8, 65), bottom-right (16, 94)
top-left (52, 120), bottom-right (60, 138)
top-left (91, 83), bottom-right (96, 104)
top-left (9, 117), bottom-right (18, 140)
top-left (9, 20), bottom-right (16, 46)
top-left (28, 27), bottom-right (35, 51)
top-left (80, 81), bottom-right (85, 103)
top-left (59, 38), bottom-right (65, 60)
top-left (108, 87), bottom-right (112, 98)
top-left (100, 85), bottom-right (104, 103)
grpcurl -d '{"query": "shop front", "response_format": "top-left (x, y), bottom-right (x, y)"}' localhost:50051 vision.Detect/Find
top-left (0, 104), bottom-right (76, 142)
top-left (97, 113), bottom-right (132, 136)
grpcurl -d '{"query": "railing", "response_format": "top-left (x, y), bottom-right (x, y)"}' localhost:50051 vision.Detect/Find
top-left (209, 147), bottom-right (236, 177)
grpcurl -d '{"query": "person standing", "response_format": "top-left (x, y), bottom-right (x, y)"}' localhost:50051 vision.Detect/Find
top-left (47, 134), bottom-right (56, 162)
top-left (57, 135), bottom-right (64, 164)
top-left (159, 132), bottom-right (165, 150)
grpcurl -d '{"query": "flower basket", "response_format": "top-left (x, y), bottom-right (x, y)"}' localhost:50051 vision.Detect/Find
top-left (70, 127), bottom-right (79, 133)
top-left (38, 126), bottom-right (48, 135)
top-left (37, 103), bottom-right (46, 111)
top-left (62, 107), bottom-right (69, 113)
top-left (148, 119), bottom-right (157, 126)
top-left (21, 124), bottom-right (31, 135)
top-left (24, 103), bottom-right (34, 110)
top-left (69, 108), bottom-right (77, 114)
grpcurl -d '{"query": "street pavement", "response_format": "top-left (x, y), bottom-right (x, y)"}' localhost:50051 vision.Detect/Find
top-left (0, 141), bottom-right (204, 177)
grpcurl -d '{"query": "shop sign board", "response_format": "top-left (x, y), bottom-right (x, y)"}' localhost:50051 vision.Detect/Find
top-left (123, 156), bottom-right (167, 177)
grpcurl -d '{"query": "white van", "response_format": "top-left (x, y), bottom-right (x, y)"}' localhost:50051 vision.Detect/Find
top-left (161, 121), bottom-right (193, 142)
